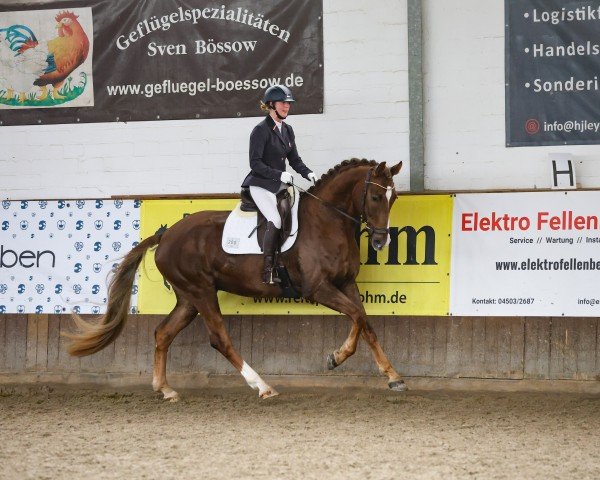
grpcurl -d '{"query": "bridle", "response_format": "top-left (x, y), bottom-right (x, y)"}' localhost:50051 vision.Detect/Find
top-left (360, 167), bottom-right (395, 237)
top-left (294, 167), bottom-right (394, 237)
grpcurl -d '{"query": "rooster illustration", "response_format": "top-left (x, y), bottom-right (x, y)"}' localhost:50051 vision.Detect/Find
top-left (0, 25), bottom-right (48, 102)
top-left (35, 11), bottom-right (90, 100)
top-left (0, 11), bottom-right (89, 103)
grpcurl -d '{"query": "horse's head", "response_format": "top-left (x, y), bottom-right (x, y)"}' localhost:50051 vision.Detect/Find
top-left (361, 161), bottom-right (403, 251)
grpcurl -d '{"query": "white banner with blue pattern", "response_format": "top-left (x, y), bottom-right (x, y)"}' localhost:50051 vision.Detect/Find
top-left (0, 199), bottom-right (140, 314)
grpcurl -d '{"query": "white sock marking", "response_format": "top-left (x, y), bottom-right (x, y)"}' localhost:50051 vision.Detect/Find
top-left (241, 361), bottom-right (270, 392)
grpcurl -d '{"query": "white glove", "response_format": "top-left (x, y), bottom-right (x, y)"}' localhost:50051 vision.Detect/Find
top-left (280, 171), bottom-right (293, 184)
top-left (307, 172), bottom-right (317, 184)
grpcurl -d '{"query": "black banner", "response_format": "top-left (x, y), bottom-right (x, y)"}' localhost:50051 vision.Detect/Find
top-left (506, 0), bottom-right (600, 146)
top-left (0, 0), bottom-right (323, 125)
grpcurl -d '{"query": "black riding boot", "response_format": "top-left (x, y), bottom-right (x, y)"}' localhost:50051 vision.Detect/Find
top-left (262, 221), bottom-right (280, 284)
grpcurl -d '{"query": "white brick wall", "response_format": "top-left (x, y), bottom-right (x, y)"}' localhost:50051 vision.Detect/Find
top-left (4, 1), bottom-right (599, 199)
top-left (423, 0), bottom-right (600, 190)
top-left (0, 0), bottom-right (410, 200)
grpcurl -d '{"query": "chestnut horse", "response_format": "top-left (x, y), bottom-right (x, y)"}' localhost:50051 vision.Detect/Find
top-left (67, 159), bottom-right (406, 400)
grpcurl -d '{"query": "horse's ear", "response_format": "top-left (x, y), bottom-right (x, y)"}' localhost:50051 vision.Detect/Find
top-left (390, 161), bottom-right (403, 176)
top-left (374, 162), bottom-right (387, 175)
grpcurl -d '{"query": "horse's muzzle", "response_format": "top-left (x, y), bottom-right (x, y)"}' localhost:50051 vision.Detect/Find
top-left (367, 225), bottom-right (390, 251)
top-left (371, 235), bottom-right (387, 251)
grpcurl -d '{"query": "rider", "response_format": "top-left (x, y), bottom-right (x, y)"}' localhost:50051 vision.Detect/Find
top-left (241, 85), bottom-right (316, 284)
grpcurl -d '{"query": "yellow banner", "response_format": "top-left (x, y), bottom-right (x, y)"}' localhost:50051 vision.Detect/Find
top-left (138, 195), bottom-right (452, 315)
top-left (355, 194), bottom-right (452, 315)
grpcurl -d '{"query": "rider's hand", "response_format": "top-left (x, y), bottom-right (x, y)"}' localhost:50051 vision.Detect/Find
top-left (307, 172), bottom-right (317, 184)
top-left (280, 171), bottom-right (293, 184)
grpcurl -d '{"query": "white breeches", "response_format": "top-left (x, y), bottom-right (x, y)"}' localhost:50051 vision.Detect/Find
top-left (249, 186), bottom-right (282, 228)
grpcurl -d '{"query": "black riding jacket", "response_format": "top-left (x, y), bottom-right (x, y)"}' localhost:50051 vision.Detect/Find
top-left (241, 115), bottom-right (312, 193)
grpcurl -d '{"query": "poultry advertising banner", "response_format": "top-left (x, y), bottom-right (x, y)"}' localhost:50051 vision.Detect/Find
top-left (0, 0), bottom-right (323, 125)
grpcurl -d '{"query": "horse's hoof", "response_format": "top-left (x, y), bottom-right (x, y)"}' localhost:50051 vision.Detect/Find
top-left (327, 353), bottom-right (338, 370)
top-left (388, 380), bottom-right (408, 392)
top-left (259, 388), bottom-right (279, 399)
top-left (162, 388), bottom-right (179, 402)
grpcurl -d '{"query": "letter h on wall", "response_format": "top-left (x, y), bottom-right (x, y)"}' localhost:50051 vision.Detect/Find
top-left (549, 153), bottom-right (576, 189)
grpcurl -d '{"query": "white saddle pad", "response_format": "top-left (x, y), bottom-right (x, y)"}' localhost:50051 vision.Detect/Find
top-left (221, 186), bottom-right (300, 254)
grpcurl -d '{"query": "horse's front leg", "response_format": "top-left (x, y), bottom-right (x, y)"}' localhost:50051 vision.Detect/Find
top-left (310, 282), bottom-right (407, 391)
top-left (327, 322), bottom-right (362, 370)
top-left (343, 283), bottom-right (407, 391)
top-left (309, 282), bottom-right (366, 367)
top-left (360, 319), bottom-right (406, 391)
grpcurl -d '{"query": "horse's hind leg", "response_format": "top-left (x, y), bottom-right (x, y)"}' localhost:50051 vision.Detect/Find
top-left (153, 299), bottom-right (198, 402)
top-left (191, 287), bottom-right (278, 399)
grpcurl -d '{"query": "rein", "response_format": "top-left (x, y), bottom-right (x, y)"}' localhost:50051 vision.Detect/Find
top-left (292, 183), bottom-right (361, 225)
top-left (291, 167), bottom-right (394, 235)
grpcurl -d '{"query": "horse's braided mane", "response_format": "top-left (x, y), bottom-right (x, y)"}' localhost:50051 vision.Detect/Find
top-left (307, 158), bottom-right (377, 194)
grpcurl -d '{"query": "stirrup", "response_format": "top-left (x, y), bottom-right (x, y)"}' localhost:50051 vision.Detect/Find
top-left (263, 268), bottom-right (281, 285)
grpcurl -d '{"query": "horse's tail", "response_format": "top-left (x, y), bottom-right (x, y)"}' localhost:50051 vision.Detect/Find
top-left (65, 233), bottom-right (164, 357)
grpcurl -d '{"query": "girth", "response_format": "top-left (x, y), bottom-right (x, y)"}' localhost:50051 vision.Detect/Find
top-left (240, 186), bottom-right (294, 251)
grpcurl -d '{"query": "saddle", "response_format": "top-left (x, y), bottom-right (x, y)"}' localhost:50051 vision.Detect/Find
top-left (240, 186), bottom-right (294, 252)
top-left (221, 186), bottom-right (300, 255)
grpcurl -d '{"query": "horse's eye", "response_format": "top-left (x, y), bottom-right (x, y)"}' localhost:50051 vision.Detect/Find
top-left (371, 195), bottom-right (381, 202)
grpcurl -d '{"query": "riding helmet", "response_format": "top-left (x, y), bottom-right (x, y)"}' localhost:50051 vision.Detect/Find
top-left (263, 85), bottom-right (295, 104)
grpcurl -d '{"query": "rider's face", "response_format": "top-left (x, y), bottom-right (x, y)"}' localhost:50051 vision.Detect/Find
top-left (273, 101), bottom-right (291, 118)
